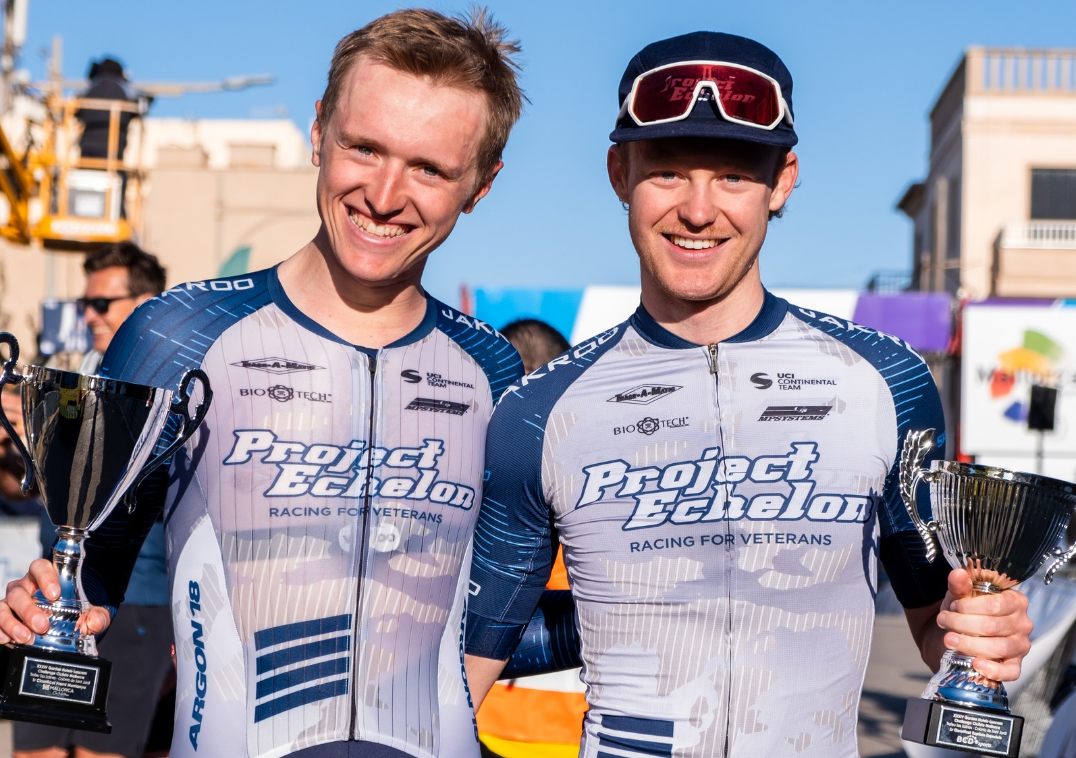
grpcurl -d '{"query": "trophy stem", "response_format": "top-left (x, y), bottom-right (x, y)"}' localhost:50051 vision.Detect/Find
top-left (922, 649), bottom-right (1009, 712)
top-left (972, 582), bottom-right (1003, 595)
top-left (31, 527), bottom-right (98, 657)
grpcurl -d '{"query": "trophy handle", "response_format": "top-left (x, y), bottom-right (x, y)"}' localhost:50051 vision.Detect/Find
top-left (124, 368), bottom-right (213, 511)
top-left (899, 428), bottom-right (940, 563)
top-left (1044, 540), bottom-right (1076, 585)
top-left (0, 332), bottom-right (34, 493)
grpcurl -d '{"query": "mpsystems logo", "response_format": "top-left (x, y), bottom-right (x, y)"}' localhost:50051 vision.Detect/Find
top-left (607, 384), bottom-right (681, 405)
top-left (406, 398), bottom-right (470, 416)
top-left (759, 405), bottom-right (831, 422)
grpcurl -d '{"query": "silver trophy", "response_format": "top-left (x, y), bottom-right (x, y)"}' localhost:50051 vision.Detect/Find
top-left (0, 332), bottom-right (211, 733)
top-left (899, 428), bottom-right (1076, 758)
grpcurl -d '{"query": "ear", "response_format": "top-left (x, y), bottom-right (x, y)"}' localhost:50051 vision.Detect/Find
top-left (463, 160), bottom-right (503, 214)
top-left (768, 150), bottom-right (799, 214)
top-left (311, 100), bottom-right (324, 168)
top-left (607, 144), bottom-right (630, 204)
top-left (134, 292), bottom-right (154, 307)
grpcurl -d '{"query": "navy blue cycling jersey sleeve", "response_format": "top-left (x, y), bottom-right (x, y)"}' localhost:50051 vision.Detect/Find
top-left (435, 304), bottom-right (524, 404)
top-left (789, 307), bottom-right (951, 608)
top-left (466, 326), bottom-right (625, 660)
top-left (82, 270), bottom-right (273, 609)
top-left (500, 590), bottom-right (582, 678)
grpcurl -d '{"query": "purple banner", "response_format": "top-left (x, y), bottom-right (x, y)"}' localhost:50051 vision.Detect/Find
top-left (852, 292), bottom-right (952, 353)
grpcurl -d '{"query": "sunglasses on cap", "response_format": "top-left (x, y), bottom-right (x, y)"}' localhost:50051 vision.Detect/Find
top-left (76, 295), bottom-right (135, 315)
top-left (617, 60), bottom-right (794, 131)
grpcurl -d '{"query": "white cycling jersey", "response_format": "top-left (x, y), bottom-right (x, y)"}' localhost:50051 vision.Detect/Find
top-left (89, 267), bottom-right (522, 758)
top-left (467, 293), bottom-right (950, 758)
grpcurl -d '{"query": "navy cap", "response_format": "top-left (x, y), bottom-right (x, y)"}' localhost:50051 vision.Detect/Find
top-left (610, 32), bottom-right (797, 147)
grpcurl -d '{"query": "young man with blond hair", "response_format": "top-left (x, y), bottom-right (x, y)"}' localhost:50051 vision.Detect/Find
top-left (1, 9), bottom-right (524, 758)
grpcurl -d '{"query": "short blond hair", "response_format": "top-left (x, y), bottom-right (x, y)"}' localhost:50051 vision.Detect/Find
top-left (320, 7), bottom-right (524, 179)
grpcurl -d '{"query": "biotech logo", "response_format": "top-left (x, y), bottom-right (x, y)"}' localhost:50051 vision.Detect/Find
top-left (750, 373), bottom-right (773, 389)
top-left (401, 370), bottom-right (475, 390)
top-left (232, 357), bottom-right (324, 375)
top-left (607, 384), bottom-right (681, 405)
top-left (223, 431), bottom-right (475, 508)
top-left (614, 416), bottom-right (689, 436)
top-left (759, 405), bottom-right (832, 422)
top-left (238, 386), bottom-right (331, 403)
top-left (576, 442), bottom-right (874, 531)
top-left (406, 398), bottom-right (470, 416)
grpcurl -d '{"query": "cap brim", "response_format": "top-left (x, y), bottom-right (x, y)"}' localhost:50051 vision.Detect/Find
top-left (610, 117), bottom-right (798, 147)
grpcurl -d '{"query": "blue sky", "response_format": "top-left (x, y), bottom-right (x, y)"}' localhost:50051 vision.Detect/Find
top-left (18, 1), bottom-right (1076, 295)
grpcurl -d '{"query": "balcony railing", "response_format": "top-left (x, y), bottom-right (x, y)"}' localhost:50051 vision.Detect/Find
top-left (998, 221), bottom-right (1076, 250)
top-left (967, 49), bottom-right (1076, 95)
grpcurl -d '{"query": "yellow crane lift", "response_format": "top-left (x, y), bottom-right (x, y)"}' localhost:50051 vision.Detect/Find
top-left (0, 90), bottom-right (144, 249)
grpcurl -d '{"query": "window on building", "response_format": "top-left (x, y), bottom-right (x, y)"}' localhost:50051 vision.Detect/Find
top-left (1031, 169), bottom-right (1076, 220)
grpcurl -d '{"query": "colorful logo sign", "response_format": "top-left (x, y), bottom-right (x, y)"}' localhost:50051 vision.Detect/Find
top-left (988, 330), bottom-right (1063, 423)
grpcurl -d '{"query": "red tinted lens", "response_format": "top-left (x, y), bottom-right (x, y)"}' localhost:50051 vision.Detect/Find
top-left (632, 63), bottom-right (782, 127)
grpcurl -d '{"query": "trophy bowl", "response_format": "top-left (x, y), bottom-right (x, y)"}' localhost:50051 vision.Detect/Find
top-left (0, 332), bottom-right (211, 732)
top-left (899, 429), bottom-right (1076, 757)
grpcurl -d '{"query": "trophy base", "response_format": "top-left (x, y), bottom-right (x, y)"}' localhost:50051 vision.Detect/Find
top-left (903, 698), bottom-right (1022, 757)
top-left (0, 642), bottom-right (112, 733)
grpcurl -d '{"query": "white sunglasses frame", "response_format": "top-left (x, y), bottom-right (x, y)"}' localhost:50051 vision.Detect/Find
top-left (616, 59), bottom-right (794, 131)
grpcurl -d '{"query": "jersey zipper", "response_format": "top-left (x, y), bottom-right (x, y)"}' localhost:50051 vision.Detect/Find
top-left (350, 351), bottom-right (378, 740)
top-left (709, 342), bottom-right (733, 758)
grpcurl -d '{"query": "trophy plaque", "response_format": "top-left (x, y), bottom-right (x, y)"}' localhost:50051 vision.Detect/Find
top-left (899, 429), bottom-right (1076, 757)
top-left (0, 332), bottom-right (211, 732)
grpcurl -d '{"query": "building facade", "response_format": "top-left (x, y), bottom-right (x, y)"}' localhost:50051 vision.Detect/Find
top-left (900, 48), bottom-right (1076, 299)
top-left (0, 117), bottom-right (320, 358)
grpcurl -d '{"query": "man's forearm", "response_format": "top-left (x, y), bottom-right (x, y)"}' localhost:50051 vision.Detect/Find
top-left (465, 654), bottom-right (509, 710)
top-left (905, 601), bottom-right (946, 672)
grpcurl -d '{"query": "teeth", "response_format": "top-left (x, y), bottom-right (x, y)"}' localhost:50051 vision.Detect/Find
top-left (669, 235), bottom-right (719, 250)
top-left (349, 209), bottom-right (408, 238)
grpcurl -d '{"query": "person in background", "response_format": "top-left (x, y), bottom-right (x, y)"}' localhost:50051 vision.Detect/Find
top-left (76, 57), bottom-right (147, 218)
top-left (14, 241), bottom-right (172, 758)
top-left (76, 57), bottom-right (143, 164)
top-left (75, 241), bottom-right (165, 373)
top-left (501, 319), bottom-right (570, 375)
top-left (477, 319), bottom-right (583, 758)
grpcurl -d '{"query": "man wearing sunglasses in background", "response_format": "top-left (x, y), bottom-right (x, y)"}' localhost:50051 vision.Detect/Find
top-left (76, 241), bottom-right (167, 373)
top-left (14, 241), bottom-right (175, 758)
top-left (465, 32), bottom-right (1033, 757)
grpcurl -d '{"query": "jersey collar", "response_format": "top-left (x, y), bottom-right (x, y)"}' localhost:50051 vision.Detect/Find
top-left (630, 289), bottom-right (788, 348)
top-left (268, 265), bottom-right (438, 351)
